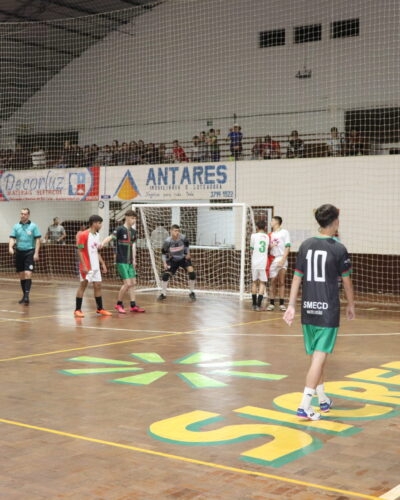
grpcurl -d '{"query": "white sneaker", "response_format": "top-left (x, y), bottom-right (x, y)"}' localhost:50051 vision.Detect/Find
top-left (297, 407), bottom-right (321, 421)
top-left (279, 304), bottom-right (287, 311)
top-left (266, 304), bottom-right (275, 311)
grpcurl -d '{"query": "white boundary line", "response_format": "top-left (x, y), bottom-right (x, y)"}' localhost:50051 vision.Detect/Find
top-left (193, 332), bottom-right (400, 337)
top-left (380, 484), bottom-right (400, 500)
top-left (74, 325), bottom-right (178, 334)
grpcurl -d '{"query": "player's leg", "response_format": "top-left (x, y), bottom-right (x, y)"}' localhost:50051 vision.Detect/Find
top-left (316, 372), bottom-right (333, 412)
top-left (186, 263), bottom-right (196, 301)
top-left (267, 276), bottom-right (277, 310)
top-left (128, 277), bottom-right (145, 312)
top-left (277, 268), bottom-right (287, 311)
top-left (251, 279), bottom-right (258, 309)
top-left (75, 279), bottom-right (88, 317)
top-left (17, 250), bottom-right (34, 305)
top-left (92, 273), bottom-right (111, 316)
top-left (115, 279), bottom-right (129, 313)
top-left (296, 350), bottom-right (327, 421)
top-left (158, 267), bottom-right (172, 300)
top-left (257, 280), bottom-right (266, 309)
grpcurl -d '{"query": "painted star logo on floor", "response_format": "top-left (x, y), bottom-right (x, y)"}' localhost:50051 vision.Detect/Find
top-left (59, 352), bottom-right (287, 389)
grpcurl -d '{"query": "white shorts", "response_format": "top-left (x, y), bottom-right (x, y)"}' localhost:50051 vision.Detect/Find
top-left (80, 269), bottom-right (102, 282)
top-left (269, 257), bottom-right (288, 279)
top-left (252, 268), bottom-right (268, 282)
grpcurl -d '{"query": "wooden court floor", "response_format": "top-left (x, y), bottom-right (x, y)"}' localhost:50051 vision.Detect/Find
top-left (0, 282), bottom-right (399, 500)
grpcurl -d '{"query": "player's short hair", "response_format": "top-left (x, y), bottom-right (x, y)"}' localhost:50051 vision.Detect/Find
top-left (315, 204), bottom-right (339, 228)
top-left (21, 208), bottom-right (30, 214)
top-left (171, 224), bottom-right (180, 230)
top-left (88, 214), bottom-right (103, 226)
top-left (272, 216), bottom-right (282, 226)
top-left (256, 220), bottom-right (266, 231)
top-left (125, 210), bottom-right (137, 218)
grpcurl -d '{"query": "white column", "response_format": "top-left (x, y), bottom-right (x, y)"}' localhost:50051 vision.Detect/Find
top-left (98, 200), bottom-right (110, 240)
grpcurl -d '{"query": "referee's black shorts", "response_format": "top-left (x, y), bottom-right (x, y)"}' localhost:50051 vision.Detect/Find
top-left (15, 249), bottom-right (35, 273)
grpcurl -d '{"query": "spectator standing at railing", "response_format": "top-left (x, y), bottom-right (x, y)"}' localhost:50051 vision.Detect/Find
top-left (158, 143), bottom-right (170, 164)
top-left (345, 129), bottom-right (366, 156)
top-left (172, 140), bottom-right (189, 163)
top-left (327, 127), bottom-right (344, 157)
top-left (228, 124), bottom-right (243, 160)
top-left (287, 130), bottom-right (304, 158)
top-left (208, 129), bottom-right (220, 162)
top-left (263, 135), bottom-right (281, 159)
top-left (199, 131), bottom-right (209, 161)
top-left (190, 136), bottom-right (201, 163)
top-left (31, 145), bottom-right (46, 169)
top-left (45, 217), bottom-right (66, 245)
top-left (137, 140), bottom-right (146, 164)
top-left (128, 141), bottom-right (140, 164)
top-left (116, 142), bottom-right (132, 165)
top-left (251, 137), bottom-right (264, 159)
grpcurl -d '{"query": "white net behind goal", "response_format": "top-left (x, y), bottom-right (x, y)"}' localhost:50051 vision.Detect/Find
top-left (133, 203), bottom-right (255, 299)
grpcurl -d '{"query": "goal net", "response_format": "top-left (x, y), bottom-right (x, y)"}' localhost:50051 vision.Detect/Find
top-left (132, 203), bottom-right (255, 299)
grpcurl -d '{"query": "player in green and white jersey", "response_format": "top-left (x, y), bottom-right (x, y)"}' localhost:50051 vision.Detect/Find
top-left (283, 204), bottom-right (355, 420)
top-left (250, 220), bottom-right (270, 311)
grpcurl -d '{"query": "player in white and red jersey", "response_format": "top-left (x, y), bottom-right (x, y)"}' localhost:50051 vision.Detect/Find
top-left (250, 220), bottom-right (269, 310)
top-left (74, 215), bottom-right (111, 317)
top-left (267, 216), bottom-right (291, 311)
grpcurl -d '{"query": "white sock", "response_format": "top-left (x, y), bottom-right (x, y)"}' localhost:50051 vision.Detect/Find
top-left (161, 281), bottom-right (168, 294)
top-left (299, 386), bottom-right (315, 410)
top-left (188, 280), bottom-right (195, 293)
top-left (316, 383), bottom-right (328, 403)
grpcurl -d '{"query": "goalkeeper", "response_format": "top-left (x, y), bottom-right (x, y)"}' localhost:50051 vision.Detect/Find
top-left (158, 224), bottom-right (196, 301)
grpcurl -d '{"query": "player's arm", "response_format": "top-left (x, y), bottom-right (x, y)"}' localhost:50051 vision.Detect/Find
top-left (342, 275), bottom-right (355, 320)
top-left (184, 236), bottom-right (190, 260)
top-left (283, 274), bottom-right (302, 326)
top-left (98, 252), bottom-right (107, 274)
top-left (132, 241), bottom-right (137, 267)
top-left (8, 237), bottom-right (16, 255)
top-left (161, 241), bottom-right (169, 270)
top-left (101, 234), bottom-right (115, 248)
top-left (78, 248), bottom-right (88, 274)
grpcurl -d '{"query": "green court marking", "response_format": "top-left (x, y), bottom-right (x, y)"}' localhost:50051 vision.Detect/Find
top-left (67, 356), bottom-right (137, 366)
top-left (198, 360), bottom-right (271, 368)
top-left (175, 352), bottom-right (228, 365)
top-left (60, 367), bottom-right (143, 376)
top-left (130, 353), bottom-right (166, 363)
top-left (112, 371), bottom-right (168, 386)
top-left (210, 370), bottom-right (287, 381)
top-left (177, 373), bottom-right (227, 389)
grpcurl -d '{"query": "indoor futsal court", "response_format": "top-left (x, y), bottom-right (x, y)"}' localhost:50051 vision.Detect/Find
top-left (0, 283), bottom-right (398, 499)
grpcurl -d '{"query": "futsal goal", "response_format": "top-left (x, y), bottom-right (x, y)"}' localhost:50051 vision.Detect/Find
top-left (132, 203), bottom-right (256, 300)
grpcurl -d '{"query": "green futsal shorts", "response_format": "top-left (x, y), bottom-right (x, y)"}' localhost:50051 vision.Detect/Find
top-left (302, 324), bottom-right (339, 355)
top-left (116, 263), bottom-right (136, 280)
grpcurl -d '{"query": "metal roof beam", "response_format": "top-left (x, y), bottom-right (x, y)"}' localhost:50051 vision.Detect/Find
top-left (42, 0), bottom-right (129, 23)
top-left (5, 37), bottom-right (78, 56)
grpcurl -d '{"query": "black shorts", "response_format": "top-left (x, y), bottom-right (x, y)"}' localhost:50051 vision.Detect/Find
top-left (15, 249), bottom-right (35, 273)
top-left (167, 258), bottom-right (192, 275)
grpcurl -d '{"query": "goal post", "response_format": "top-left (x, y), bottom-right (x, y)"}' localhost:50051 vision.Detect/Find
top-left (132, 203), bottom-right (256, 300)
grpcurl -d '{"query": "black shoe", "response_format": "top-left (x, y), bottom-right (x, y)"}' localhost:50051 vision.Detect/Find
top-left (189, 292), bottom-right (196, 301)
top-left (18, 296), bottom-right (25, 304)
top-left (23, 296), bottom-right (29, 306)
top-left (157, 293), bottom-right (166, 301)
top-left (252, 305), bottom-right (260, 311)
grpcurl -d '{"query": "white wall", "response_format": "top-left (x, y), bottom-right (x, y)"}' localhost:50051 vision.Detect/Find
top-left (2, 0), bottom-right (399, 145)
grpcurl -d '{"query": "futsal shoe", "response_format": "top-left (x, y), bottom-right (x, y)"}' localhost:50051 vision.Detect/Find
top-left (279, 304), bottom-right (287, 311)
top-left (266, 304), bottom-right (275, 311)
top-left (96, 309), bottom-right (112, 316)
top-left (74, 310), bottom-right (85, 318)
top-left (19, 295), bottom-right (29, 305)
top-left (130, 305), bottom-right (145, 312)
top-left (157, 294), bottom-right (166, 301)
top-left (320, 398), bottom-right (333, 412)
top-left (115, 304), bottom-right (127, 314)
top-left (297, 407), bottom-right (321, 421)
top-left (189, 292), bottom-right (196, 301)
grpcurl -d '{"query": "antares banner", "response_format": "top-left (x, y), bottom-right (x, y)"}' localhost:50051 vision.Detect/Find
top-left (100, 163), bottom-right (236, 201)
top-left (0, 167), bottom-right (99, 201)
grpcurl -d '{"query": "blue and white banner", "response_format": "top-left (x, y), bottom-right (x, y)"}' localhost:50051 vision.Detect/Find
top-left (0, 167), bottom-right (99, 201)
top-left (100, 163), bottom-right (236, 201)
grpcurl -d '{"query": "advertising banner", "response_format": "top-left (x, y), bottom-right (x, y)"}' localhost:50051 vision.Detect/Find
top-left (100, 163), bottom-right (236, 201)
top-left (0, 167), bottom-right (99, 201)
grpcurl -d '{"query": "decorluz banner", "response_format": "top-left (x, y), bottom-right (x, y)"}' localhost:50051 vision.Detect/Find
top-left (100, 163), bottom-right (236, 201)
top-left (0, 167), bottom-right (99, 201)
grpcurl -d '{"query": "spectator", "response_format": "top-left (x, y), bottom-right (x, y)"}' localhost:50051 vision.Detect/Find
top-left (70, 144), bottom-right (84, 168)
top-left (199, 131), bottom-right (209, 161)
top-left (116, 142), bottom-right (132, 165)
top-left (251, 137), bottom-right (264, 159)
top-left (190, 136), bottom-right (201, 163)
top-left (13, 144), bottom-right (30, 170)
top-left (137, 140), bottom-right (146, 163)
top-left (171, 140), bottom-right (189, 163)
top-left (82, 145), bottom-right (95, 167)
top-left (97, 145), bottom-right (114, 166)
top-left (128, 141), bottom-right (140, 164)
top-left (45, 217), bottom-right (66, 245)
top-left (208, 129), bottom-right (220, 162)
top-left (327, 127), bottom-right (344, 157)
top-left (62, 141), bottom-right (75, 168)
top-left (31, 145), bottom-right (47, 169)
top-left (144, 143), bottom-right (159, 164)
top-left (263, 135), bottom-right (281, 159)
top-left (228, 124), bottom-right (243, 160)
top-left (91, 144), bottom-right (100, 165)
top-left (158, 143), bottom-right (170, 164)
top-left (287, 130), bottom-right (304, 158)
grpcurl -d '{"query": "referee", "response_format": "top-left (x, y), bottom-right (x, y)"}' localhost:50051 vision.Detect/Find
top-left (9, 208), bottom-right (41, 305)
